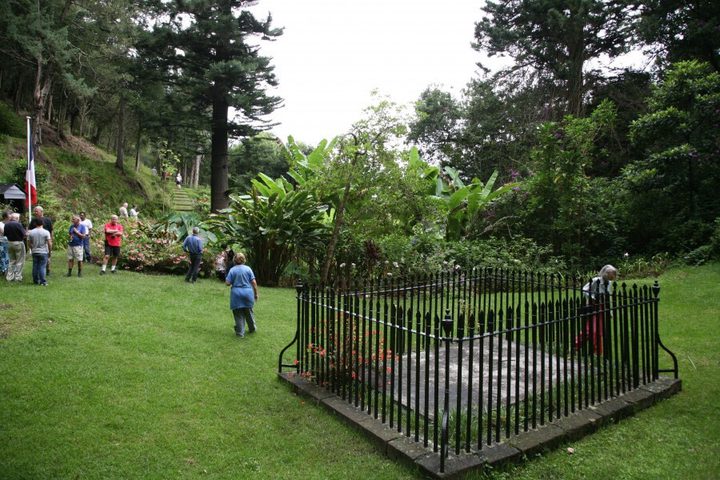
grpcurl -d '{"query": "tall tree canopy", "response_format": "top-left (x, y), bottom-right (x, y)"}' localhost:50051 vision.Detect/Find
top-left (627, 60), bottom-right (720, 252)
top-left (142, 0), bottom-right (282, 211)
top-left (474, 0), bottom-right (636, 115)
top-left (634, 0), bottom-right (720, 71)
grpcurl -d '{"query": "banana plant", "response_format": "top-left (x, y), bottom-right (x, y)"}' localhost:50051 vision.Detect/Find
top-left (150, 212), bottom-right (217, 244)
top-left (408, 147), bottom-right (516, 240)
top-left (205, 171), bottom-right (329, 286)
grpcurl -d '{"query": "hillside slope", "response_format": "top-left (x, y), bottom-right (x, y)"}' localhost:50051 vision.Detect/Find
top-left (0, 121), bottom-right (172, 220)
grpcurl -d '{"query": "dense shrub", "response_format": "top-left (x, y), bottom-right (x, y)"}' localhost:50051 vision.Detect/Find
top-left (93, 221), bottom-right (213, 276)
top-left (331, 232), bottom-right (567, 280)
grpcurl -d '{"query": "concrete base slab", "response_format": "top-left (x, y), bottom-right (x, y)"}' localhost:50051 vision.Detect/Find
top-left (278, 373), bottom-right (681, 479)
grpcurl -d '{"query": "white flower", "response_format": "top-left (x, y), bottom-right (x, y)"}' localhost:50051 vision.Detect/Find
top-left (351, 263), bottom-right (356, 268)
top-left (392, 262), bottom-right (399, 268)
top-left (339, 263), bottom-right (346, 268)
top-left (623, 252), bottom-right (630, 259)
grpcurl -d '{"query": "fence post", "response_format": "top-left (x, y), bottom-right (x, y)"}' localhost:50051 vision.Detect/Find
top-left (440, 310), bottom-right (453, 473)
top-left (278, 282), bottom-right (305, 373)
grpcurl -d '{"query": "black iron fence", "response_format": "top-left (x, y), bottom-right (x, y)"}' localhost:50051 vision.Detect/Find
top-left (278, 268), bottom-right (679, 472)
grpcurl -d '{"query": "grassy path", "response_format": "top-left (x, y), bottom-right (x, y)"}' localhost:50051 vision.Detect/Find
top-left (1, 263), bottom-right (719, 479)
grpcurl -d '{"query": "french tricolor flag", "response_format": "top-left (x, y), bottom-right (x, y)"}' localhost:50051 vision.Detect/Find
top-left (25, 116), bottom-right (36, 209)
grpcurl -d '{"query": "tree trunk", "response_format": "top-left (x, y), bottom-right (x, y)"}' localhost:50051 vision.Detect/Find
top-left (116, 95), bottom-right (125, 170)
top-left (193, 153), bottom-right (202, 187)
top-left (46, 92), bottom-right (54, 128)
top-left (14, 75), bottom-right (24, 112)
top-left (320, 144), bottom-right (361, 284)
top-left (210, 89), bottom-right (229, 211)
top-left (134, 118), bottom-right (142, 172)
top-left (566, 27), bottom-right (586, 116)
top-left (320, 181), bottom-right (351, 284)
top-left (33, 58), bottom-right (52, 149)
top-left (91, 123), bottom-right (104, 144)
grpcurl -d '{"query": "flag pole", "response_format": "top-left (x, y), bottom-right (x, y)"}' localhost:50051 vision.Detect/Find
top-left (26, 116), bottom-right (32, 226)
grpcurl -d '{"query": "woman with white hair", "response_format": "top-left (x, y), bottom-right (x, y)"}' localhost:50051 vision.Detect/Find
top-left (575, 264), bottom-right (618, 355)
top-left (225, 252), bottom-right (258, 338)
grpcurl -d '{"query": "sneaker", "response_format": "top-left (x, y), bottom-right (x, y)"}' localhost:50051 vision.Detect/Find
top-left (78, 272), bottom-right (82, 277)
top-left (41, 282), bottom-right (48, 286)
top-left (111, 270), bottom-right (116, 274)
top-left (66, 272), bottom-right (72, 277)
top-left (100, 270), bottom-right (106, 275)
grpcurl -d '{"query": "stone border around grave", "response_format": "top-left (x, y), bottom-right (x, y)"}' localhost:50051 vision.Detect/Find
top-left (277, 373), bottom-right (681, 479)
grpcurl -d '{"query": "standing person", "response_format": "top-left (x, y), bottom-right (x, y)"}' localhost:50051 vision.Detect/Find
top-left (4, 213), bottom-right (26, 282)
top-left (28, 218), bottom-right (52, 285)
top-left (0, 211), bottom-right (9, 275)
top-left (214, 250), bottom-right (227, 281)
top-left (66, 215), bottom-right (87, 277)
top-left (226, 246), bottom-right (235, 271)
top-left (225, 253), bottom-right (258, 338)
top-left (575, 264), bottom-right (618, 355)
top-left (129, 205), bottom-right (139, 219)
top-left (119, 202), bottom-right (129, 219)
top-left (182, 227), bottom-right (204, 283)
top-left (29, 206), bottom-right (53, 275)
top-left (175, 172), bottom-right (182, 188)
top-left (79, 211), bottom-right (93, 263)
top-left (100, 215), bottom-right (124, 275)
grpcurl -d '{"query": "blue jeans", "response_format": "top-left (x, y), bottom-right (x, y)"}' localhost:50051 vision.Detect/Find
top-left (83, 237), bottom-right (92, 263)
top-left (233, 308), bottom-right (256, 337)
top-left (32, 253), bottom-right (48, 285)
top-left (185, 253), bottom-right (202, 282)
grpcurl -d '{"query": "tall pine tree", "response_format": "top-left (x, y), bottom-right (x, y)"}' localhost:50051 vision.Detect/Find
top-left (474, 0), bottom-right (635, 116)
top-left (143, 0), bottom-right (282, 211)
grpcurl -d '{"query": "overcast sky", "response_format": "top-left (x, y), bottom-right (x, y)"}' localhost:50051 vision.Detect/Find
top-left (248, 0), bottom-right (486, 145)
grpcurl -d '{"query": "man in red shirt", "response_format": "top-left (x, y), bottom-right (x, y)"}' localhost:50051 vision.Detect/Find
top-left (101, 215), bottom-right (124, 275)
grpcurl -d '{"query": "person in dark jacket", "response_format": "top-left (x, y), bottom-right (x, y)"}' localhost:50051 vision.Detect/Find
top-left (4, 213), bottom-right (26, 282)
top-left (182, 227), bottom-right (204, 283)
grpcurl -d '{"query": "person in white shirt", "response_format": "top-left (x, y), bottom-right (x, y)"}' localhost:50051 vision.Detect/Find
top-left (79, 211), bottom-right (94, 263)
top-left (129, 206), bottom-right (139, 219)
top-left (119, 202), bottom-right (129, 218)
top-left (176, 172), bottom-right (182, 188)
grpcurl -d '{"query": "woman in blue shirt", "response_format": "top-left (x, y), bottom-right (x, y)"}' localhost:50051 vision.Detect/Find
top-left (225, 252), bottom-right (258, 337)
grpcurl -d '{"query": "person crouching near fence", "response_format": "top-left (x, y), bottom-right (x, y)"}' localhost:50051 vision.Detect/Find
top-left (225, 252), bottom-right (258, 338)
top-left (575, 264), bottom-right (618, 355)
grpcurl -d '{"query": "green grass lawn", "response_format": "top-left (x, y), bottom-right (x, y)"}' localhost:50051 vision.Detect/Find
top-left (1, 263), bottom-right (718, 479)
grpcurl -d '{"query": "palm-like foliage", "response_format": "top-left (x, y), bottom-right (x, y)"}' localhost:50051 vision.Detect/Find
top-left (149, 212), bottom-right (216, 243)
top-left (206, 173), bottom-right (329, 286)
top-left (409, 148), bottom-right (516, 240)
